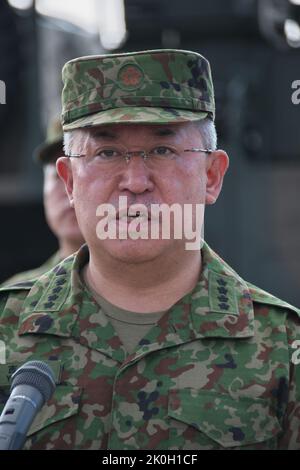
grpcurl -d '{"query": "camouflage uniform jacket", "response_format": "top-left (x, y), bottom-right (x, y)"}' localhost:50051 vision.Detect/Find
top-left (0, 242), bottom-right (300, 450)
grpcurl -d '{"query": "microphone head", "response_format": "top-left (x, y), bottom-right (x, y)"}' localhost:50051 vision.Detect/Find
top-left (10, 361), bottom-right (56, 404)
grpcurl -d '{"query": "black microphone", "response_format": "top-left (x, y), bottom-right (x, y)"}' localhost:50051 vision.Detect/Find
top-left (0, 360), bottom-right (56, 450)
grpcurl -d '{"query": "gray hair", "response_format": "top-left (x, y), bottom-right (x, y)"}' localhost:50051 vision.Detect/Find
top-left (63, 117), bottom-right (217, 156)
top-left (195, 118), bottom-right (217, 151)
top-left (63, 130), bottom-right (81, 156)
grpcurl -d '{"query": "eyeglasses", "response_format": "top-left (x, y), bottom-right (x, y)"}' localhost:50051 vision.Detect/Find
top-left (67, 143), bottom-right (213, 169)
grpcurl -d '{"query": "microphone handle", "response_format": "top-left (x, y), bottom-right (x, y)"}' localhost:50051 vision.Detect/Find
top-left (0, 385), bottom-right (43, 450)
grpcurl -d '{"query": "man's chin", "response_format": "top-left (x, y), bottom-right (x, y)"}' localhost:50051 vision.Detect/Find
top-left (96, 238), bottom-right (173, 264)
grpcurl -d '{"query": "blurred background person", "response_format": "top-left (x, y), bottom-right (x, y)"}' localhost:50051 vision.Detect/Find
top-left (1, 117), bottom-right (84, 285)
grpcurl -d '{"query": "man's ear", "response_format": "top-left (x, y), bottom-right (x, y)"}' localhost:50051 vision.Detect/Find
top-left (56, 157), bottom-right (74, 207)
top-left (205, 150), bottom-right (229, 205)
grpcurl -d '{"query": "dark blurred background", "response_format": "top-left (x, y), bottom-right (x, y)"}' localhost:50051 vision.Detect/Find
top-left (0, 0), bottom-right (299, 304)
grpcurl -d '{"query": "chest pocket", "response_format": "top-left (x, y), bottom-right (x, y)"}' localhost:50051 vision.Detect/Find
top-left (0, 363), bottom-right (82, 450)
top-left (168, 388), bottom-right (282, 449)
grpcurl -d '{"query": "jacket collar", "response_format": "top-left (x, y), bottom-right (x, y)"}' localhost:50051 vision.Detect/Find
top-left (17, 242), bottom-right (255, 363)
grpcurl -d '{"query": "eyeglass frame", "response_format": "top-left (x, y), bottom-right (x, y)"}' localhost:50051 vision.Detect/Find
top-left (66, 146), bottom-right (214, 163)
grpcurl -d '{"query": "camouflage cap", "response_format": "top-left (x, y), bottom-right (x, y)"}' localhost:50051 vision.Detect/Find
top-left (34, 117), bottom-right (63, 164)
top-left (61, 49), bottom-right (215, 131)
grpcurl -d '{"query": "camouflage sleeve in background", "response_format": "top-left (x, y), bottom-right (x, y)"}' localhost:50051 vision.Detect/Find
top-left (277, 311), bottom-right (300, 449)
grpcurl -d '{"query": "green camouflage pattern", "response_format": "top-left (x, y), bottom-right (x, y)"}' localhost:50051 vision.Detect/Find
top-left (61, 49), bottom-right (215, 131)
top-left (0, 251), bottom-right (61, 288)
top-left (0, 241), bottom-right (300, 450)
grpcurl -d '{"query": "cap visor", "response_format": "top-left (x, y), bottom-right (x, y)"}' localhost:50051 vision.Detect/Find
top-left (34, 139), bottom-right (63, 164)
top-left (62, 106), bottom-right (208, 131)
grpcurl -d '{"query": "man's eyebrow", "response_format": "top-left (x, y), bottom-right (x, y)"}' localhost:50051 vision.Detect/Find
top-left (151, 128), bottom-right (177, 137)
top-left (90, 129), bottom-right (117, 139)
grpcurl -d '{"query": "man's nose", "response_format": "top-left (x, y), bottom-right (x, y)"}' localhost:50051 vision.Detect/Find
top-left (118, 155), bottom-right (154, 194)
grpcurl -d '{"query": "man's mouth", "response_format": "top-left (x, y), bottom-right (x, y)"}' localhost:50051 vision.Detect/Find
top-left (118, 210), bottom-right (150, 222)
top-left (117, 206), bottom-right (150, 221)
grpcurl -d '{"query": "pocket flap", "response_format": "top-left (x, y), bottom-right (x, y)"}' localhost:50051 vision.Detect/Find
top-left (27, 385), bottom-right (82, 436)
top-left (168, 388), bottom-right (282, 448)
top-left (0, 361), bottom-right (62, 388)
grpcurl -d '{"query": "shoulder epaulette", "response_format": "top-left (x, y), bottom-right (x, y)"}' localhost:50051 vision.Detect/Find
top-left (247, 281), bottom-right (300, 316)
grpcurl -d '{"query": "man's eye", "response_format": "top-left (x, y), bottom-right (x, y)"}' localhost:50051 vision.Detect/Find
top-left (151, 146), bottom-right (175, 157)
top-left (96, 148), bottom-right (121, 159)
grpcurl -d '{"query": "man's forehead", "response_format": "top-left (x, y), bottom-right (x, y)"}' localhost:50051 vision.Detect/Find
top-left (87, 122), bottom-right (195, 139)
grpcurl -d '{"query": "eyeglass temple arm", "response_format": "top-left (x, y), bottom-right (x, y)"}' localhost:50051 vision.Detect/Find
top-left (67, 154), bottom-right (85, 158)
top-left (184, 148), bottom-right (214, 154)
